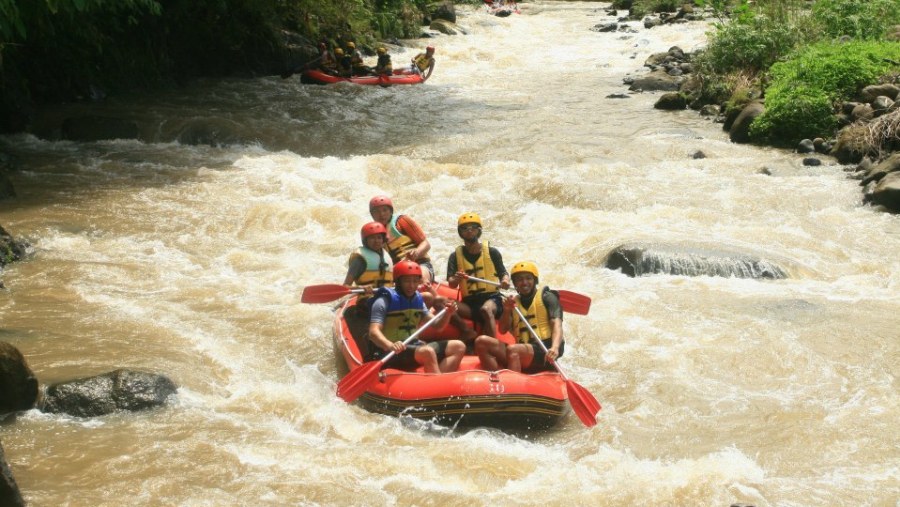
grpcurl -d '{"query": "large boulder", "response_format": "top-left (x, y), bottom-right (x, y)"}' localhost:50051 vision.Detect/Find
top-left (429, 18), bottom-right (466, 35)
top-left (0, 441), bottom-right (25, 507)
top-left (40, 369), bottom-right (177, 418)
top-left (628, 69), bottom-right (684, 92)
top-left (830, 124), bottom-right (870, 164)
top-left (603, 243), bottom-right (789, 279)
top-left (868, 171), bottom-right (900, 212)
top-left (0, 225), bottom-right (29, 267)
top-left (861, 153), bottom-right (900, 186)
top-left (729, 101), bottom-right (765, 143)
top-left (0, 342), bottom-right (39, 415)
top-left (430, 2), bottom-right (456, 23)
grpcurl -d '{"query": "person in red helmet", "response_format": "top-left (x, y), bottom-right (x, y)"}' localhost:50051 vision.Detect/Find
top-left (343, 221), bottom-right (392, 297)
top-left (410, 46), bottom-right (435, 75)
top-left (341, 221), bottom-right (393, 345)
top-left (367, 260), bottom-right (465, 373)
top-left (317, 42), bottom-right (337, 75)
top-left (368, 195), bottom-right (435, 286)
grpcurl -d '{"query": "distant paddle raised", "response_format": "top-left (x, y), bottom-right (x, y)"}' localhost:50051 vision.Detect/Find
top-left (460, 274), bottom-right (592, 315)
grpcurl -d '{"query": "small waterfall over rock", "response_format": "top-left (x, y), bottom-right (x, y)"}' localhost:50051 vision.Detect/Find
top-left (604, 243), bottom-right (789, 279)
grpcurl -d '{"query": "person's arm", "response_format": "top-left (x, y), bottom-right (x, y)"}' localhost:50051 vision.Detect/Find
top-left (543, 290), bottom-right (564, 361)
top-left (419, 298), bottom-right (457, 328)
top-left (368, 297), bottom-right (405, 354)
top-left (497, 294), bottom-right (516, 334)
top-left (396, 215), bottom-right (431, 261)
top-left (447, 254), bottom-right (460, 288)
top-left (343, 255), bottom-right (373, 294)
top-left (490, 247), bottom-right (511, 289)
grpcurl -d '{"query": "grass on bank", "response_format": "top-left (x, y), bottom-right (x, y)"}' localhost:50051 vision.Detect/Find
top-left (692, 0), bottom-right (900, 148)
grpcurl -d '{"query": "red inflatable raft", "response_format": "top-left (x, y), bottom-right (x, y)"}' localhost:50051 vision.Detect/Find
top-left (331, 283), bottom-right (570, 430)
top-left (301, 64), bottom-right (433, 86)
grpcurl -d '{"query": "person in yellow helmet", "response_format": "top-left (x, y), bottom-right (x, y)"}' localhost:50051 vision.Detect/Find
top-left (374, 47), bottom-right (393, 76)
top-left (475, 261), bottom-right (565, 373)
top-left (447, 212), bottom-right (510, 340)
top-left (346, 41), bottom-right (373, 76)
top-left (333, 47), bottom-right (351, 77)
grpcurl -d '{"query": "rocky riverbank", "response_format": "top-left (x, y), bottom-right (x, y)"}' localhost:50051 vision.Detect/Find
top-left (604, 5), bottom-right (900, 213)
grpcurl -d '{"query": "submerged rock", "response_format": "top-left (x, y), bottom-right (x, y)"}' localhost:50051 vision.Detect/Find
top-left (603, 243), bottom-right (789, 279)
top-left (40, 369), bottom-right (177, 418)
top-left (0, 441), bottom-right (26, 507)
top-left (0, 342), bottom-right (39, 415)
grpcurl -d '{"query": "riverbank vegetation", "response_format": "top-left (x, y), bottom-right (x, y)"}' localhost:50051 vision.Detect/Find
top-left (0, 0), bottom-right (441, 133)
top-left (691, 0), bottom-right (900, 150)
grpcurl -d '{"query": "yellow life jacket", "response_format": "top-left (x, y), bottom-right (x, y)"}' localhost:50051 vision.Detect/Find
top-left (455, 241), bottom-right (499, 298)
top-left (381, 289), bottom-right (426, 342)
top-left (386, 214), bottom-right (429, 264)
top-left (414, 54), bottom-right (433, 72)
top-left (349, 247), bottom-right (392, 302)
top-left (510, 286), bottom-right (553, 343)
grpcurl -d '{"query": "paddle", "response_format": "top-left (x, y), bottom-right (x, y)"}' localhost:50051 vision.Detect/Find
top-left (336, 307), bottom-right (449, 403)
top-left (460, 274), bottom-right (592, 315)
top-left (301, 284), bottom-right (365, 304)
top-left (513, 306), bottom-right (600, 427)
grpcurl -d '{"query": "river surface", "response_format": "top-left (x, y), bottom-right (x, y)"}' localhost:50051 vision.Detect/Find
top-left (1, 2), bottom-right (898, 506)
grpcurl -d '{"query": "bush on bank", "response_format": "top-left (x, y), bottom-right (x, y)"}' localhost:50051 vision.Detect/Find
top-left (0, 0), bottom-right (434, 133)
top-left (692, 0), bottom-right (900, 148)
top-left (750, 41), bottom-right (900, 145)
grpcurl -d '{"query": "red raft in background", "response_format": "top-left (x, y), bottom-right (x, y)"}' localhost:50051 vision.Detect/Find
top-left (301, 62), bottom-right (434, 86)
top-left (331, 282), bottom-right (570, 430)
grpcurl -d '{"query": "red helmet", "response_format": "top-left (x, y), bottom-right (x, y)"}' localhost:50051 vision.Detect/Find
top-left (360, 221), bottom-right (387, 245)
top-left (393, 260), bottom-right (422, 280)
top-left (426, 46), bottom-right (435, 53)
top-left (368, 195), bottom-right (393, 211)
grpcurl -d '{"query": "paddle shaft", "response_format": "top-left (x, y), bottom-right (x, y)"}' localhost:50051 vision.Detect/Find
top-left (512, 306), bottom-right (569, 381)
top-left (460, 274), bottom-right (590, 314)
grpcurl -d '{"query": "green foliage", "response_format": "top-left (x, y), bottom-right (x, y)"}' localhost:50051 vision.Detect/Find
top-left (701, 13), bottom-right (804, 74)
top-left (749, 41), bottom-right (900, 144)
top-left (769, 41), bottom-right (900, 101)
top-left (811, 0), bottom-right (900, 41)
top-left (748, 85), bottom-right (836, 145)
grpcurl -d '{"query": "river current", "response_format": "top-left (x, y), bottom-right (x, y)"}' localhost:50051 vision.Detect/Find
top-left (1, 2), bottom-right (898, 506)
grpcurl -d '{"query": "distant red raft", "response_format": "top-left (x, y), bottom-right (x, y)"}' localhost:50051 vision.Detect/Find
top-left (301, 64), bottom-right (433, 86)
top-left (332, 282), bottom-right (570, 430)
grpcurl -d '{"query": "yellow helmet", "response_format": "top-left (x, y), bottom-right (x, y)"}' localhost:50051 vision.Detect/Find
top-left (457, 212), bottom-right (481, 227)
top-left (377, 47), bottom-right (387, 55)
top-left (346, 41), bottom-right (356, 49)
top-left (511, 261), bottom-right (539, 282)
top-left (334, 47), bottom-right (344, 56)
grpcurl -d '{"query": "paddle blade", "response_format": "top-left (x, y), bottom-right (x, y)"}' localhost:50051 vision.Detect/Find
top-left (301, 284), bottom-right (352, 304)
top-left (566, 380), bottom-right (601, 428)
top-left (558, 290), bottom-right (591, 315)
top-left (336, 361), bottom-right (383, 402)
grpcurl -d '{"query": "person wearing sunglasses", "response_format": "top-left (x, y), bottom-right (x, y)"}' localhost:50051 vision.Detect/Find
top-left (446, 212), bottom-right (510, 341)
